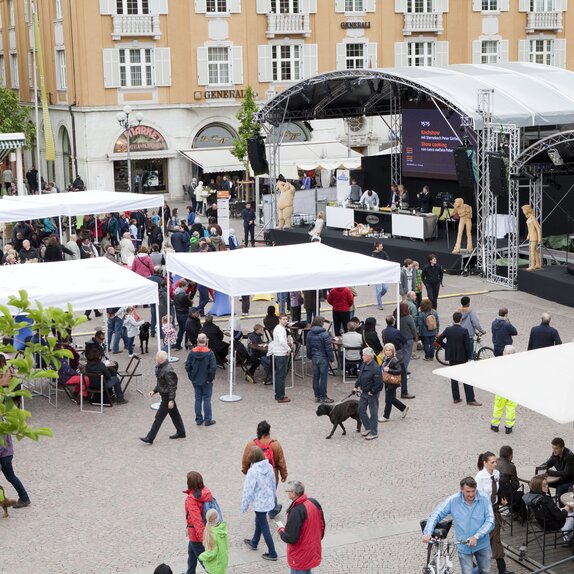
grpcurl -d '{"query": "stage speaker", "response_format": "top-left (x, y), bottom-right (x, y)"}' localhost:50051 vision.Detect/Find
top-left (247, 135), bottom-right (269, 176)
top-left (488, 153), bottom-right (509, 197)
top-left (567, 264), bottom-right (574, 277)
top-left (453, 147), bottom-right (475, 189)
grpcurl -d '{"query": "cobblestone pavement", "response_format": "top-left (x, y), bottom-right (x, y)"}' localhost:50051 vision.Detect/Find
top-left (2, 262), bottom-right (573, 574)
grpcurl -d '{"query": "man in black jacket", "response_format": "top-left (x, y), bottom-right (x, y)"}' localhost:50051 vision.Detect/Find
top-left (185, 307), bottom-right (202, 349)
top-left (241, 203), bottom-right (256, 248)
top-left (200, 315), bottom-right (229, 365)
top-left (540, 437), bottom-right (574, 502)
top-left (527, 313), bottom-right (562, 350)
top-left (381, 315), bottom-right (414, 400)
top-left (140, 351), bottom-right (186, 443)
top-left (437, 311), bottom-right (481, 406)
top-left (421, 254), bottom-right (443, 310)
top-left (173, 280), bottom-right (192, 350)
top-left (353, 348), bottom-right (384, 440)
top-left (491, 308), bottom-right (518, 356)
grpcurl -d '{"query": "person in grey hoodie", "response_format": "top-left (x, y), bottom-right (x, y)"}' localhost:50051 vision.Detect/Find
top-left (459, 296), bottom-right (486, 353)
top-left (241, 446), bottom-right (278, 562)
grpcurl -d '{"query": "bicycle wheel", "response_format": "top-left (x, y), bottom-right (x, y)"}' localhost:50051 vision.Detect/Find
top-left (477, 346), bottom-right (495, 360)
top-left (435, 346), bottom-right (448, 366)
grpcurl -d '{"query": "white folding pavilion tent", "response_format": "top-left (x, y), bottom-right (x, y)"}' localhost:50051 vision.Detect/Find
top-left (166, 242), bottom-right (400, 401)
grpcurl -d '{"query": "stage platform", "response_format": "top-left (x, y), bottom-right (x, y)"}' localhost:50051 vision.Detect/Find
top-left (270, 226), bottom-right (470, 271)
top-left (518, 265), bottom-right (574, 308)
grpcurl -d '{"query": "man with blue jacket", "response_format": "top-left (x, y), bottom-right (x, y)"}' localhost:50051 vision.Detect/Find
top-left (185, 334), bottom-right (217, 427)
top-left (306, 316), bottom-right (335, 404)
top-left (491, 308), bottom-right (518, 357)
top-left (423, 476), bottom-right (495, 574)
top-left (353, 347), bottom-right (384, 441)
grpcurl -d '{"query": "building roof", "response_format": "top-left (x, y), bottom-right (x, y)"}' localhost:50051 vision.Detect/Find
top-left (256, 63), bottom-right (574, 130)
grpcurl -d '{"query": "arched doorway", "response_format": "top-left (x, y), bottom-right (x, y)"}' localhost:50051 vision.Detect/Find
top-left (60, 126), bottom-right (73, 187)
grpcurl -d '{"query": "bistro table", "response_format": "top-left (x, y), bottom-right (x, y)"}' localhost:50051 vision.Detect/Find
top-left (516, 467), bottom-right (560, 485)
top-left (559, 492), bottom-right (574, 507)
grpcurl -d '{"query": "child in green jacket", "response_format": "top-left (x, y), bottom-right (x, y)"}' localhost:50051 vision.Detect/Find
top-left (199, 509), bottom-right (228, 574)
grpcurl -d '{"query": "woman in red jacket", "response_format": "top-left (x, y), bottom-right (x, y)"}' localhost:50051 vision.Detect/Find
top-left (326, 287), bottom-right (354, 336)
top-left (184, 471), bottom-right (217, 574)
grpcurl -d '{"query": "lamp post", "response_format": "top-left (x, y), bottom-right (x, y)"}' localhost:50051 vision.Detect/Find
top-left (116, 105), bottom-right (143, 193)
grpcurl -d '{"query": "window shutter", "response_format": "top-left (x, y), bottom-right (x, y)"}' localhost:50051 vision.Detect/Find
top-left (154, 47), bottom-right (171, 86)
top-left (395, 0), bottom-right (407, 12)
top-left (231, 46), bottom-right (243, 83)
top-left (229, 0), bottom-right (241, 13)
top-left (499, 0), bottom-right (510, 10)
top-left (150, 0), bottom-right (169, 14)
top-left (472, 40), bottom-right (482, 64)
top-left (518, 0), bottom-right (530, 11)
top-left (553, 39), bottom-right (566, 68)
top-left (518, 39), bottom-right (529, 62)
top-left (195, 0), bottom-right (207, 13)
top-left (499, 39), bottom-right (509, 62)
top-left (472, 0), bottom-right (482, 11)
top-left (366, 0), bottom-right (376, 11)
top-left (197, 46), bottom-right (209, 85)
top-left (395, 42), bottom-right (408, 66)
top-left (435, 0), bottom-right (449, 12)
top-left (367, 42), bottom-right (378, 68)
top-left (555, 0), bottom-right (567, 11)
top-left (302, 44), bottom-right (318, 78)
top-left (307, 0), bottom-right (318, 13)
top-left (336, 43), bottom-right (346, 70)
top-left (335, 0), bottom-right (346, 13)
top-left (99, 0), bottom-right (116, 15)
top-left (258, 44), bottom-right (272, 82)
top-left (102, 48), bottom-right (120, 88)
top-left (256, 0), bottom-right (270, 13)
top-left (434, 41), bottom-right (448, 67)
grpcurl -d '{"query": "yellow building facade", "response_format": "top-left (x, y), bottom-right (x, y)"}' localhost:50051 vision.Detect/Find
top-left (0, 0), bottom-right (570, 197)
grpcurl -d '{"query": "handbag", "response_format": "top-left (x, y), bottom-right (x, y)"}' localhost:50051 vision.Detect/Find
top-left (383, 371), bottom-right (401, 385)
top-left (362, 333), bottom-right (383, 365)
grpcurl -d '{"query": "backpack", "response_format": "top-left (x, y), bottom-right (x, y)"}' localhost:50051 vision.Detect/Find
top-left (202, 497), bottom-right (223, 525)
top-left (425, 311), bottom-right (437, 331)
top-left (254, 438), bottom-right (276, 469)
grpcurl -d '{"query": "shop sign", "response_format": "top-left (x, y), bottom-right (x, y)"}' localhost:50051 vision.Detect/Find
top-left (193, 89), bottom-right (257, 100)
top-left (193, 124), bottom-right (237, 148)
top-left (268, 122), bottom-right (309, 144)
top-left (341, 21), bottom-right (371, 29)
top-left (114, 125), bottom-right (167, 154)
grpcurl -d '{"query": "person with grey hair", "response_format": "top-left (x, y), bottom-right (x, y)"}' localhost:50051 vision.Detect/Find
top-left (306, 316), bottom-right (335, 404)
top-left (140, 351), bottom-right (186, 443)
top-left (277, 480), bottom-right (325, 573)
top-left (527, 312), bottom-right (562, 350)
top-left (491, 345), bottom-right (518, 435)
top-left (352, 347), bottom-right (384, 440)
top-left (185, 333), bottom-right (217, 427)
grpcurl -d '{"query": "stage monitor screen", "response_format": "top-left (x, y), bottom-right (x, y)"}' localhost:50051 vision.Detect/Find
top-left (401, 103), bottom-right (463, 180)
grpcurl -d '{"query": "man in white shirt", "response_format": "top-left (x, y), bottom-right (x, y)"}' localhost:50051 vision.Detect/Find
top-left (268, 314), bottom-right (292, 403)
top-left (359, 189), bottom-right (379, 209)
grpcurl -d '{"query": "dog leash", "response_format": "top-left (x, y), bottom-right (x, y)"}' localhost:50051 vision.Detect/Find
top-left (337, 390), bottom-right (359, 404)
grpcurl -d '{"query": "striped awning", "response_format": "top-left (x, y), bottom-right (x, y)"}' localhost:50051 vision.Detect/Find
top-left (0, 133), bottom-right (26, 149)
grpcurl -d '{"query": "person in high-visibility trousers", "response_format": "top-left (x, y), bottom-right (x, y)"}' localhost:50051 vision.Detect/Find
top-left (491, 345), bottom-right (517, 434)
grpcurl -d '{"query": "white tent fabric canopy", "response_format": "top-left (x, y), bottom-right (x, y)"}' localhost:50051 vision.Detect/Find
top-left (0, 258), bottom-right (159, 312)
top-left (166, 243), bottom-right (400, 296)
top-left (0, 190), bottom-right (164, 223)
top-left (433, 343), bottom-right (574, 424)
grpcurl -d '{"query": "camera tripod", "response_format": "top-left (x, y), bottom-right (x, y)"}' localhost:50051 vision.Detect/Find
top-left (438, 201), bottom-right (453, 250)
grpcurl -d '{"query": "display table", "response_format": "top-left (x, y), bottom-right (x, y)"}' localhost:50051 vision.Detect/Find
top-left (391, 213), bottom-right (437, 240)
top-left (326, 205), bottom-right (392, 232)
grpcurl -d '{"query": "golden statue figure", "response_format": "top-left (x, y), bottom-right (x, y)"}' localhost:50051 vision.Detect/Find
top-left (276, 180), bottom-right (296, 230)
top-left (522, 204), bottom-right (542, 270)
top-left (451, 197), bottom-right (473, 254)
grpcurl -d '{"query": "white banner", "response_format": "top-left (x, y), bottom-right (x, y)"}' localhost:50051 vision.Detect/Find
top-left (336, 169), bottom-right (350, 203)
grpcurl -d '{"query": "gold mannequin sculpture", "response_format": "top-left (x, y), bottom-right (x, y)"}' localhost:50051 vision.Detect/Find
top-left (451, 197), bottom-right (473, 253)
top-left (522, 204), bottom-right (542, 270)
top-left (276, 180), bottom-right (296, 230)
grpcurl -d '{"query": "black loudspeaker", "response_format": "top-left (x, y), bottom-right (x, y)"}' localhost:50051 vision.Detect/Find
top-left (567, 264), bottom-right (574, 277)
top-left (247, 135), bottom-right (269, 176)
top-left (453, 147), bottom-right (475, 189)
top-left (488, 153), bottom-right (509, 197)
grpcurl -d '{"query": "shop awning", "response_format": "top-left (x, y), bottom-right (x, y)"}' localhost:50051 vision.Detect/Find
top-left (0, 132), bottom-right (26, 162)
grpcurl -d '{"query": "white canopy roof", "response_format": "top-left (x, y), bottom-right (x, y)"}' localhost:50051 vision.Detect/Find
top-left (166, 243), bottom-right (399, 297)
top-left (433, 343), bottom-right (574, 424)
top-left (0, 258), bottom-right (158, 312)
top-left (0, 190), bottom-right (164, 223)
top-left (179, 140), bottom-right (361, 180)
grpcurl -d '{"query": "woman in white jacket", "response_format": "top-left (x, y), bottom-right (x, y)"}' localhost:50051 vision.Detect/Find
top-left (308, 211), bottom-right (325, 242)
top-left (119, 232), bottom-right (136, 265)
top-left (241, 446), bottom-right (278, 562)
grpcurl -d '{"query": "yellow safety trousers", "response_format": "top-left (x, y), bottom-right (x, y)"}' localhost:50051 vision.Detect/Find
top-left (491, 395), bottom-right (516, 428)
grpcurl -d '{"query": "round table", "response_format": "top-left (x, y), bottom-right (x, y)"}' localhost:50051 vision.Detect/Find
top-left (559, 492), bottom-right (574, 507)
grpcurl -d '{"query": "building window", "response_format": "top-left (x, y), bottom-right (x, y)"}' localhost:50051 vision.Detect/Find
top-left (116, 0), bottom-right (150, 14)
top-left (207, 0), bottom-right (228, 12)
top-left (56, 0), bottom-right (63, 19)
top-left (272, 44), bottom-right (302, 81)
top-left (481, 40), bottom-right (499, 63)
top-left (530, 0), bottom-right (555, 10)
top-left (10, 53), bottom-right (19, 88)
top-left (407, 42), bottom-right (434, 66)
top-left (119, 48), bottom-right (152, 87)
top-left (9, 0), bottom-right (15, 27)
top-left (0, 55), bottom-right (5, 87)
top-left (482, 0), bottom-right (498, 10)
top-left (271, 0), bottom-right (300, 12)
top-left (529, 39), bottom-right (553, 64)
top-left (208, 47), bottom-right (231, 84)
top-left (28, 51), bottom-right (33, 89)
top-left (345, 43), bottom-right (365, 69)
top-left (407, 0), bottom-right (434, 12)
top-left (56, 49), bottom-right (67, 90)
top-left (345, 0), bottom-right (364, 12)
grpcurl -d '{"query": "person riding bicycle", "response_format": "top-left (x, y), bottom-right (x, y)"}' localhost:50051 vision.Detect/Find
top-left (423, 476), bottom-right (494, 574)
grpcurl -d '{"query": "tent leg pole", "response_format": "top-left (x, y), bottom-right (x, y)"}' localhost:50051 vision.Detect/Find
top-left (155, 303), bottom-right (161, 353)
top-left (58, 216), bottom-right (63, 245)
top-left (220, 296), bottom-right (241, 402)
top-left (396, 284), bottom-right (400, 330)
top-left (166, 271), bottom-right (178, 363)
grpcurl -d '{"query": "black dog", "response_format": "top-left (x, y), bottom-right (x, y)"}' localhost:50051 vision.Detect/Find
top-left (316, 400), bottom-right (361, 439)
top-left (139, 322), bottom-right (151, 354)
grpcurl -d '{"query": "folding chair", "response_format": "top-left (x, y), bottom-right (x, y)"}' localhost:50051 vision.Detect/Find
top-left (81, 374), bottom-right (112, 413)
top-left (49, 375), bottom-right (81, 408)
top-left (118, 355), bottom-right (143, 395)
top-left (342, 346), bottom-right (363, 384)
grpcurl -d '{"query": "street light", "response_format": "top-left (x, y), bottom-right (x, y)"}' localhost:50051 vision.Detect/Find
top-left (116, 105), bottom-right (143, 192)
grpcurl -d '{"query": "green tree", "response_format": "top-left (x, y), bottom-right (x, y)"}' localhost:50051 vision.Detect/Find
top-left (0, 87), bottom-right (35, 146)
top-left (0, 290), bottom-right (86, 445)
top-left (231, 86), bottom-right (260, 177)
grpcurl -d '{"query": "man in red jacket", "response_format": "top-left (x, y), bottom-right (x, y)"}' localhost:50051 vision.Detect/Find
top-left (277, 480), bottom-right (325, 573)
top-left (326, 286), bottom-right (354, 336)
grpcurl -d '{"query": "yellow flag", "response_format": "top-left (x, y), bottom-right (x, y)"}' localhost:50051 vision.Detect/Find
top-left (33, 9), bottom-right (55, 161)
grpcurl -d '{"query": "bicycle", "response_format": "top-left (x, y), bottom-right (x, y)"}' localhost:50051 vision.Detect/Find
top-left (420, 518), bottom-right (469, 574)
top-left (435, 331), bottom-right (495, 366)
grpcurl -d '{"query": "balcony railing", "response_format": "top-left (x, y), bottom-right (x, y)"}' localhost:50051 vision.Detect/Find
top-left (112, 14), bottom-right (161, 40)
top-left (266, 13), bottom-right (311, 38)
top-left (526, 11), bottom-right (563, 33)
top-left (403, 12), bottom-right (443, 36)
